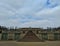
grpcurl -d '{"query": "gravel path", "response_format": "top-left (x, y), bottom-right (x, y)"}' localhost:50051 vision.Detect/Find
top-left (0, 41), bottom-right (60, 46)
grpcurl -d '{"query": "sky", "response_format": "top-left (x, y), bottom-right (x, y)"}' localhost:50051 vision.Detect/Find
top-left (0, 0), bottom-right (60, 28)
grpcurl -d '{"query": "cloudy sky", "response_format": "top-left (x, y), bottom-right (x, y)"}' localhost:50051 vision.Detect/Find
top-left (0, 0), bottom-right (60, 28)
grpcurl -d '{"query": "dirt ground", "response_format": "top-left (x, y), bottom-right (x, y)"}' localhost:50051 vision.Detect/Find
top-left (0, 41), bottom-right (60, 46)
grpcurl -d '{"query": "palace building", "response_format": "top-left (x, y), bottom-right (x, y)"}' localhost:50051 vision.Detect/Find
top-left (0, 28), bottom-right (60, 42)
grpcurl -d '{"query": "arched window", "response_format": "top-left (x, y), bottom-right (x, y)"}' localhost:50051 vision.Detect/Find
top-left (54, 33), bottom-right (60, 40)
top-left (0, 31), bottom-right (2, 33)
top-left (36, 31), bottom-right (39, 34)
top-left (14, 33), bottom-right (20, 40)
top-left (23, 31), bottom-right (25, 34)
top-left (1, 33), bottom-right (8, 40)
top-left (41, 33), bottom-right (48, 40)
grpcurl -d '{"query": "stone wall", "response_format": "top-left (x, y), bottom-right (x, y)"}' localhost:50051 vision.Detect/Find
top-left (0, 28), bottom-right (60, 41)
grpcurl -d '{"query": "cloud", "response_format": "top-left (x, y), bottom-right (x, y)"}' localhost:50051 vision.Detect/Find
top-left (19, 20), bottom-right (57, 28)
top-left (0, 0), bottom-right (60, 28)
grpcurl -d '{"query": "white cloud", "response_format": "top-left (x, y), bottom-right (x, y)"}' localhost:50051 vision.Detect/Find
top-left (19, 5), bottom-right (60, 28)
top-left (19, 20), bottom-right (55, 28)
top-left (0, 0), bottom-right (60, 28)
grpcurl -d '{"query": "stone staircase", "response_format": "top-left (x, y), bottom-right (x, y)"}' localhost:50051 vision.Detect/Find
top-left (19, 31), bottom-right (43, 42)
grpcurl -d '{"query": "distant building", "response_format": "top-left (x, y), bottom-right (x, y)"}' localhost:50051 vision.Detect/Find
top-left (0, 28), bottom-right (60, 42)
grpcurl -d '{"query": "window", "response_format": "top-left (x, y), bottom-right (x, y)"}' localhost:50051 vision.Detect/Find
top-left (41, 33), bottom-right (48, 40)
top-left (23, 31), bottom-right (25, 34)
top-left (54, 33), bottom-right (60, 40)
top-left (14, 33), bottom-right (20, 40)
top-left (0, 31), bottom-right (2, 33)
top-left (36, 31), bottom-right (39, 34)
top-left (1, 33), bottom-right (8, 40)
